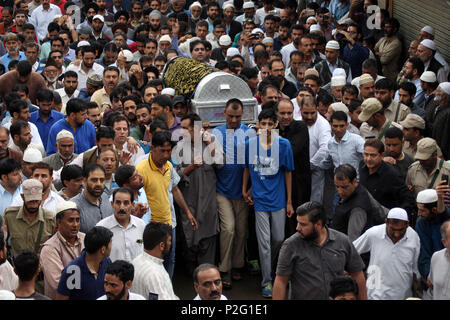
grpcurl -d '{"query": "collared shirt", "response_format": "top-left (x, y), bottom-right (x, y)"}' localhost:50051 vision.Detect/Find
top-left (97, 292), bottom-right (146, 300)
top-left (4, 119), bottom-right (43, 148)
top-left (325, 60), bottom-right (352, 83)
top-left (0, 260), bottom-right (18, 291)
top-left (70, 191), bottom-right (113, 233)
top-left (57, 249), bottom-right (111, 300)
top-left (4, 206), bottom-right (56, 258)
top-left (40, 231), bottom-right (85, 299)
top-left (0, 51), bottom-right (26, 72)
top-left (406, 159), bottom-right (450, 197)
top-left (359, 118), bottom-right (402, 142)
top-left (353, 224), bottom-right (421, 300)
top-left (11, 190), bottom-right (65, 214)
top-left (96, 215), bottom-right (146, 262)
top-left (0, 183), bottom-right (21, 216)
top-left (194, 294), bottom-right (228, 300)
top-left (276, 228), bottom-right (364, 300)
top-left (168, 116), bottom-right (181, 135)
top-left (384, 100), bottom-right (410, 123)
top-left (428, 248), bottom-right (450, 300)
top-left (66, 62), bottom-right (104, 91)
top-left (30, 4), bottom-right (62, 42)
top-left (136, 155), bottom-right (172, 226)
top-left (46, 118), bottom-right (96, 155)
top-left (29, 109), bottom-right (65, 151)
top-left (55, 88), bottom-right (80, 114)
top-left (322, 131), bottom-right (365, 175)
top-left (90, 87), bottom-right (111, 113)
top-left (130, 251), bottom-right (179, 300)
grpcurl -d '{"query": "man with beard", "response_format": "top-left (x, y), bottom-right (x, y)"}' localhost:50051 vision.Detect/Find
top-left (397, 82), bottom-right (426, 119)
top-left (86, 103), bottom-right (102, 129)
top-left (43, 130), bottom-right (77, 172)
top-left (56, 71), bottom-right (80, 114)
top-left (143, 39), bottom-right (158, 65)
top-left (0, 33), bottom-right (26, 72)
top-left (415, 188), bottom-right (450, 292)
top-left (0, 127), bottom-right (23, 163)
top-left (39, 201), bottom-right (85, 299)
top-left (97, 187), bottom-right (146, 262)
top-left (148, 10), bottom-right (162, 39)
top-left (10, 162), bottom-right (65, 213)
top-left (4, 179), bottom-right (56, 260)
top-left (56, 226), bottom-right (113, 300)
top-left (131, 222), bottom-right (179, 300)
top-left (375, 78), bottom-right (410, 123)
top-left (382, 127), bottom-right (414, 180)
top-left (66, 46), bottom-right (104, 92)
top-left (416, 39), bottom-right (447, 84)
top-left (193, 264), bottom-right (228, 300)
top-left (428, 220), bottom-right (450, 300)
top-left (427, 82), bottom-right (450, 159)
top-left (91, 66), bottom-right (120, 113)
top-left (205, 2), bottom-right (220, 32)
top-left (374, 18), bottom-right (402, 82)
top-left (97, 260), bottom-right (145, 300)
top-left (97, 43), bottom-right (119, 68)
top-left (90, 15), bottom-right (111, 49)
top-left (71, 163), bottom-right (113, 233)
top-left (273, 201), bottom-right (366, 300)
top-left (96, 148), bottom-right (118, 196)
top-left (122, 94), bottom-right (141, 130)
top-left (41, 58), bottom-right (63, 91)
top-left (131, 104), bottom-right (151, 141)
top-left (395, 57), bottom-right (425, 108)
top-left (0, 158), bottom-right (22, 217)
top-left (150, 95), bottom-right (180, 135)
top-left (270, 59), bottom-right (297, 99)
top-left (0, 229), bottom-right (18, 291)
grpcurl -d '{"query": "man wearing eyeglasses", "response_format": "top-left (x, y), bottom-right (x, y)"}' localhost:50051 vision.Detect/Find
top-left (340, 23), bottom-right (370, 79)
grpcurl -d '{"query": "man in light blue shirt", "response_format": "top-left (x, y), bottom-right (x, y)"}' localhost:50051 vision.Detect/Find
top-left (322, 110), bottom-right (365, 177)
top-left (0, 158), bottom-right (22, 217)
top-left (0, 33), bottom-right (27, 72)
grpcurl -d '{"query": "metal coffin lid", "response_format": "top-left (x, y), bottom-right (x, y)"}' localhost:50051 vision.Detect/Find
top-left (191, 72), bottom-right (258, 125)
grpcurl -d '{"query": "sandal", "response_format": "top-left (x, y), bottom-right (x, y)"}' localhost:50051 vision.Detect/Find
top-left (221, 272), bottom-right (232, 290)
top-left (232, 269), bottom-right (242, 281)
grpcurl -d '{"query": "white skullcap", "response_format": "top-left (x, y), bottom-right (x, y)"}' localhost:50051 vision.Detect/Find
top-left (56, 201), bottom-right (78, 215)
top-left (420, 39), bottom-right (437, 51)
top-left (262, 37), bottom-right (274, 44)
top-left (331, 102), bottom-right (348, 113)
top-left (310, 24), bottom-right (322, 33)
top-left (251, 28), bottom-right (264, 35)
top-left (421, 26), bottom-right (435, 36)
top-left (56, 129), bottom-right (74, 141)
top-left (0, 290), bottom-right (15, 300)
top-left (306, 16), bottom-right (317, 23)
top-left (149, 10), bottom-right (162, 19)
top-left (387, 207), bottom-right (409, 222)
top-left (243, 1), bottom-right (255, 9)
top-left (219, 35), bottom-right (232, 46)
top-left (53, 14), bottom-right (63, 20)
top-left (159, 35), bottom-right (172, 43)
top-left (189, 1), bottom-right (202, 10)
top-left (223, 1), bottom-right (234, 10)
top-left (332, 68), bottom-right (347, 78)
top-left (439, 82), bottom-right (450, 95)
top-left (326, 40), bottom-right (340, 50)
top-left (120, 49), bottom-right (133, 62)
top-left (23, 147), bottom-right (43, 163)
top-left (331, 76), bottom-right (346, 87)
top-left (77, 40), bottom-right (91, 48)
top-left (161, 88), bottom-right (175, 96)
top-left (359, 73), bottom-right (374, 86)
top-left (226, 47), bottom-right (240, 57)
top-left (420, 71), bottom-right (437, 83)
top-left (416, 189), bottom-right (438, 204)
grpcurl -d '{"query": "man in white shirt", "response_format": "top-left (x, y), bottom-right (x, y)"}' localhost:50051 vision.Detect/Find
top-left (55, 71), bottom-right (80, 114)
top-left (97, 260), bottom-right (146, 300)
top-left (298, 96), bottom-right (331, 203)
top-left (5, 100), bottom-right (43, 149)
top-left (0, 230), bottom-right (18, 291)
top-left (353, 207), bottom-right (421, 300)
top-left (97, 188), bottom-right (146, 262)
top-left (130, 222), bottom-right (179, 300)
top-left (427, 220), bottom-right (450, 300)
top-left (66, 46), bottom-right (104, 91)
top-left (193, 264), bottom-right (228, 300)
top-left (29, 0), bottom-right (62, 43)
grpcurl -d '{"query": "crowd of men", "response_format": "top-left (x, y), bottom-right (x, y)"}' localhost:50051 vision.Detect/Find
top-left (0, 0), bottom-right (449, 301)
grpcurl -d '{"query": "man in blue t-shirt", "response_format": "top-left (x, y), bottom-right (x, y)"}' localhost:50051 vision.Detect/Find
top-left (56, 226), bottom-right (113, 300)
top-left (213, 98), bottom-right (256, 289)
top-left (242, 107), bottom-right (294, 298)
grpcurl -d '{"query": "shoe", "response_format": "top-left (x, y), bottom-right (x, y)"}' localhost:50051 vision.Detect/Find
top-left (248, 260), bottom-right (260, 275)
top-left (221, 272), bottom-right (232, 290)
top-left (262, 283), bottom-right (273, 298)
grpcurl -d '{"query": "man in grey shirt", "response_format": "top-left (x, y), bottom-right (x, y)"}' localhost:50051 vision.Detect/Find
top-left (71, 163), bottom-right (113, 233)
top-left (273, 202), bottom-right (367, 300)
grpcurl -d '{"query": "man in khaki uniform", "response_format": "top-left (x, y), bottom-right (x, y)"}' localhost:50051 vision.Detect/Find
top-left (406, 138), bottom-right (450, 197)
top-left (358, 97), bottom-right (402, 143)
top-left (375, 78), bottom-right (410, 123)
top-left (400, 114), bottom-right (426, 159)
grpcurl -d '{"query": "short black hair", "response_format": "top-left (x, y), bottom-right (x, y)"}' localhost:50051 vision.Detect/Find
top-left (348, 100), bottom-right (362, 113)
top-left (66, 98), bottom-right (87, 115)
top-left (151, 130), bottom-right (172, 148)
top-left (193, 263), bottom-right (219, 283)
top-left (83, 163), bottom-right (106, 179)
top-left (17, 61), bottom-right (32, 77)
top-left (225, 98), bottom-right (243, 111)
top-left (106, 260), bottom-right (135, 283)
top-left (330, 110), bottom-right (348, 123)
top-left (13, 250), bottom-right (40, 282)
top-left (342, 84), bottom-right (359, 96)
top-left (61, 164), bottom-right (83, 187)
top-left (96, 125), bottom-right (115, 141)
top-left (334, 164), bottom-right (357, 182)
top-left (296, 201), bottom-right (327, 225)
top-left (384, 126), bottom-right (403, 140)
top-left (84, 226), bottom-right (114, 254)
top-left (8, 99), bottom-right (28, 116)
top-left (114, 165), bottom-right (135, 187)
top-left (36, 89), bottom-right (54, 103)
top-left (112, 187), bottom-right (134, 203)
top-left (258, 107), bottom-right (277, 122)
top-left (329, 276), bottom-right (359, 299)
top-left (151, 94), bottom-right (173, 111)
top-left (374, 78), bottom-right (396, 91)
top-left (9, 120), bottom-right (29, 140)
top-left (0, 158), bottom-right (21, 178)
top-left (398, 81), bottom-right (417, 97)
top-left (150, 119), bottom-right (169, 134)
top-left (143, 222), bottom-right (171, 251)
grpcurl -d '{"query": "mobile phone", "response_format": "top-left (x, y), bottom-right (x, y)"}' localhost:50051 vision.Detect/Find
top-left (442, 174), bottom-right (449, 186)
top-left (306, 9), bottom-right (315, 17)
